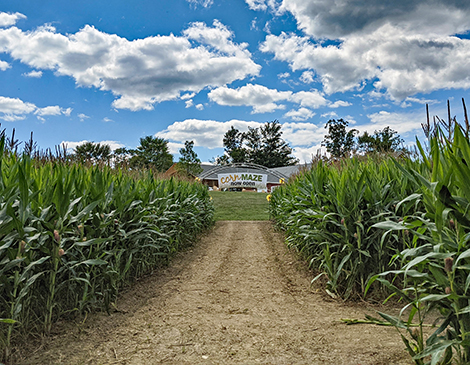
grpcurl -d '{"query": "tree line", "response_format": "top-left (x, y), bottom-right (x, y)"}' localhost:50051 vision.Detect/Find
top-left (72, 118), bottom-right (405, 174)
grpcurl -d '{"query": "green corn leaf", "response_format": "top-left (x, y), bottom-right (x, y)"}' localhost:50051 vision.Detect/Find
top-left (72, 259), bottom-right (107, 268)
top-left (413, 340), bottom-right (457, 359)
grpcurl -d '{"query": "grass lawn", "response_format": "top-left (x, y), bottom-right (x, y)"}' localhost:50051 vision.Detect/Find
top-left (209, 191), bottom-right (270, 221)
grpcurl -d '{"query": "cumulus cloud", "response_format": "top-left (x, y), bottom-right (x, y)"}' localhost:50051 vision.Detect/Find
top-left (0, 20), bottom-right (260, 111)
top-left (78, 113), bottom-right (90, 121)
top-left (196, 103), bottom-right (204, 110)
top-left (284, 107), bottom-right (314, 121)
top-left (300, 70), bottom-right (314, 83)
top-left (23, 70), bottom-right (42, 78)
top-left (363, 110), bottom-right (425, 136)
top-left (329, 100), bottom-right (351, 108)
top-left (0, 96), bottom-right (36, 121)
top-left (0, 60), bottom-right (10, 70)
top-left (208, 83), bottom-right (329, 113)
top-left (280, 0), bottom-right (470, 39)
top-left (261, 1), bottom-right (470, 100)
top-left (245, 0), bottom-right (282, 12)
top-left (0, 12), bottom-right (26, 27)
top-left (103, 117), bottom-right (114, 122)
top-left (208, 83), bottom-right (291, 113)
top-left (156, 119), bottom-right (263, 149)
top-left (0, 96), bottom-right (70, 121)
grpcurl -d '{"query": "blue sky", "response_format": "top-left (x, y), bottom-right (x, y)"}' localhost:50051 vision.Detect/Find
top-left (1, 0), bottom-right (470, 163)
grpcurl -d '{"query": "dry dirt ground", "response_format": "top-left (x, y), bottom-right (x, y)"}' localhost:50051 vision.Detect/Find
top-left (18, 221), bottom-right (412, 365)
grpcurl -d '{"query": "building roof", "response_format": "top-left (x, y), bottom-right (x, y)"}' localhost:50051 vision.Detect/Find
top-left (197, 163), bottom-right (311, 183)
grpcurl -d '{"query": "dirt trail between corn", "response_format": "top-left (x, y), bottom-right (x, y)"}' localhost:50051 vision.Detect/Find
top-left (20, 221), bottom-right (411, 365)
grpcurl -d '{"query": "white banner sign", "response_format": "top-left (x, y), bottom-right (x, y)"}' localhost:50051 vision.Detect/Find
top-left (218, 173), bottom-right (267, 189)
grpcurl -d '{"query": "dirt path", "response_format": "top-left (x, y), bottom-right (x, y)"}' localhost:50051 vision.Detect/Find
top-left (20, 221), bottom-right (411, 365)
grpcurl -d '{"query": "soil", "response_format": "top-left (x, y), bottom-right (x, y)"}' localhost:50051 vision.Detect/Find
top-left (17, 221), bottom-right (412, 365)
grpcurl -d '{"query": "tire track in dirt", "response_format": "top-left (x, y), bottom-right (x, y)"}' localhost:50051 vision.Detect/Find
top-left (19, 221), bottom-right (411, 365)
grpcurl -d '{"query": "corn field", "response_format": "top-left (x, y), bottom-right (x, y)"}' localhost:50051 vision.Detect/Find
top-left (269, 155), bottom-right (422, 299)
top-left (0, 136), bottom-right (213, 361)
top-left (269, 102), bottom-right (470, 363)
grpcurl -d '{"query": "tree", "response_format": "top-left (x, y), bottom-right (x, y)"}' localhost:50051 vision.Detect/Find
top-left (357, 126), bottom-right (404, 154)
top-left (244, 126), bottom-right (263, 165)
top-left (223, 126), bottom-right (246, 163)
top-left (216, 120), bottom-right (298, 167)
top-left (177, 140), bottom-right (202, 176)
top-left (258, 120), bottom-right (298, 167)
top-left (129, 136), bottom-right (173, 172)
top-left (322, 119), bottom-right (358, 158)
top-left (74, 142), bottom-right (111, 164)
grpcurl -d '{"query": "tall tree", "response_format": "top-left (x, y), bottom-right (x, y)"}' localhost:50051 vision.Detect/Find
top-left (322, 119), bottom-right (358, 158)
top-left (244, 126), bottom-right (263, 165)
top-left (129, 136), bottom-right (173, 172)
top-left (217, 120), bottom-right (298, 167)
top-left (222, 126), bottom-right (246, 164)
top-left (177, 140), bottom-right (202, 176)
top-left (357, 126), bottom-right (404, 154)
top-left (258, 120), bottom-right (298, 167)
top-left (74, 142), bottom-right (111, 164)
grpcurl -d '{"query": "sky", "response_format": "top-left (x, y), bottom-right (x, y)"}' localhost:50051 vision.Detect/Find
top-left (1, 0), bottom-right (470, 163)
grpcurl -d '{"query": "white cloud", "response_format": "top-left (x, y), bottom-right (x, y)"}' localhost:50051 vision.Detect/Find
top-left (0, 60), bottom-right (10, 70)
top-left (208, 83), bottom-right (328, 113)
top-left (78, 113), bottom-right (90, 121)
top-left (196, 103), bottom-right (204, 110)
top-left (208, 83), bottom-right (291, 113)
top-left (0, 96), bottom-right (36, 121)
top-left (168, 141), bottom-right (185, 154)
top-left (245, 0), bottom-right (282, 12)
top-left (261, 1), bottom-right (470, 100)
top-left (321, 111), bottom-right (338, 118)
top-left (280, 0), bottom-right (470, 39)
top-left (363, 110), bottom-right (425, 136)
top-left (300, 70), bottom-right (314, 83)
top-left (23, 70), bottom-right (43, 78)
top-left (61, 140), bottom-right (125, 152)
top-left (0, 12), bottom-right (26, 27)
top-left (186, 0), bottom-right (213, 8)
top-left (185, 100), bottom-right (194, 108)
top-left (329, 100), bottom-right (351, 108)
top-left (293, 144), bottom-right (326, 164)
top-left (281, 121), bottom-right (323, 146)
top-left (0, 21), bottom-right (260, 111)
top-left (35, 106), bottom-right (71, 117)
top-left (290, 90), bottom-right (328, 108)
top-left (278, 72), bottom-right (290, 78)
top-left (0, 96), bottom-right (71, 121)
top-left (180, 92), bottom-right (195, 100)
top-left (284, 107), bottom-right (314, 121)
top-left (156, 119), bottom-right (263, 149)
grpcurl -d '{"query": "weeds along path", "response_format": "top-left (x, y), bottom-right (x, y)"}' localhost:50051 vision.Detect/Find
top-left (20, 221), bottom-right (410, 365)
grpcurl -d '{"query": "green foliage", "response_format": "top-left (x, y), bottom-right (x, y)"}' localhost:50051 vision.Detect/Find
top-left (217, 121), bottom-right (298, 167)
top-left (129, 136), bottom-right (173, 172)
top-left (0, 141), bottom-right (213, 361)
top-left (177, 140), bottom-right (202, 177)
top-left (367, 122), bottom-right (470, 364)
top-left (73, 142), bottom-right (112, 164)
top-left (269, 155), bottom-right (420, 299)
top-left (322, 119), bottom-right (358, 158)
top-left (358, 126), bottom-right (405, 154)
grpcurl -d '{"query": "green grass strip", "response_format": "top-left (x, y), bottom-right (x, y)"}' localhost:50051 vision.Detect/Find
top-left (209, 191), bottom-right (270, 221)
